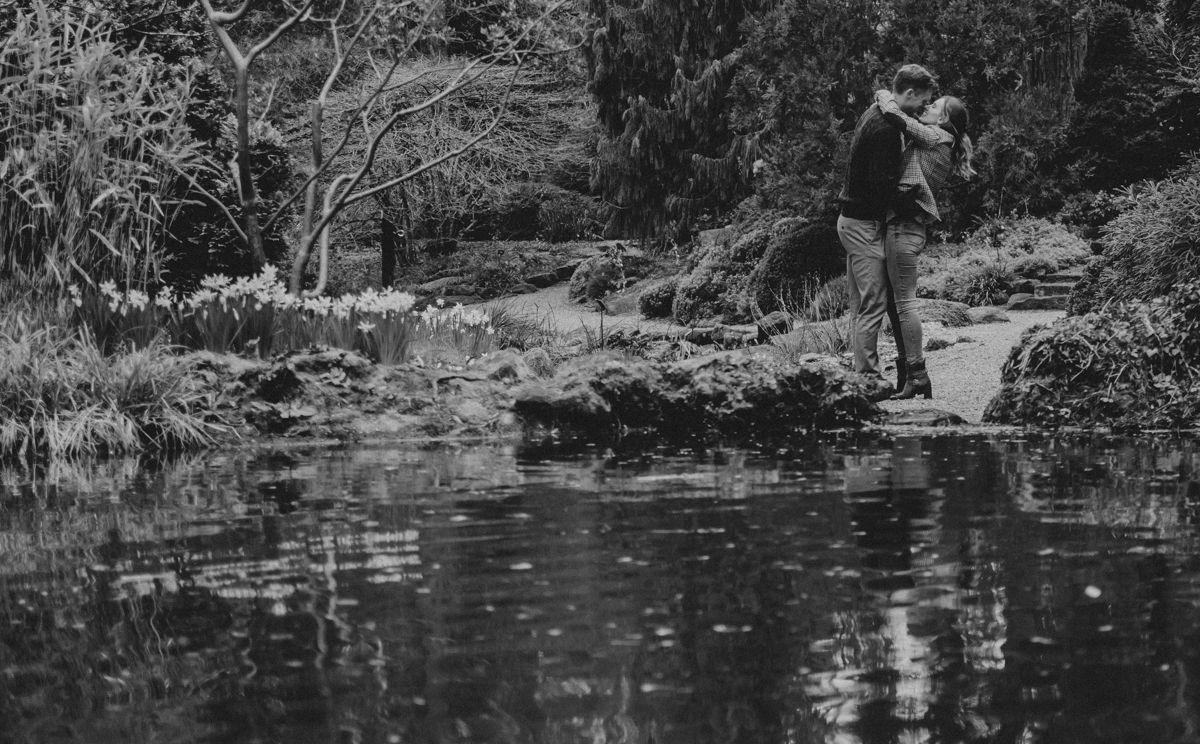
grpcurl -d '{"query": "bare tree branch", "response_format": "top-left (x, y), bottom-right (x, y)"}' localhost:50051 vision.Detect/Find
top-left (246, 0), bottom-right (314, 64)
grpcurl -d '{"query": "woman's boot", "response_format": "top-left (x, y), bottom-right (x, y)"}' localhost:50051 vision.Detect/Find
top-left (891, 360), bottom-right (932, 400)
top-left (895, 357), bottom-right (907, 395)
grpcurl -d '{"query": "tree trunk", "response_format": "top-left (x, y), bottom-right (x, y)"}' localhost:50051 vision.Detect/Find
top-left (290, 101), bottom-right (324, 294)
top-left (234, 65), bottom-right (267, 268)
top-left (380, 213), bottom-right (399, 288)
top-left (378, 190), bottom-right (408, 288)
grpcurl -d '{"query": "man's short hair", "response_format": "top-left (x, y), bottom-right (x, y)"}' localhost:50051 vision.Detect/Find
top-left (892, 64), bottom-right (936, 95)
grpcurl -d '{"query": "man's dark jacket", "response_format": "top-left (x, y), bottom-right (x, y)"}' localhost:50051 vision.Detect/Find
top-left (838, 103), bottom-right (902, 222)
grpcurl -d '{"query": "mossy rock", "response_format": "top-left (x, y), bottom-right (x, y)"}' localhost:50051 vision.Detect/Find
top-left (918, 299), bottom-right (974, 328)
top-left (513, 350), bottom-right (882, 442)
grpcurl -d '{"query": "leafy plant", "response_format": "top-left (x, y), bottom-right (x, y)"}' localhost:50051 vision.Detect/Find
top-left (1069, 155), bottom-right (1200, 315)
top-left (0, 2), bottom-right (206, 292)
top-left (985, 279), bottom-right (1200, 429)
top-left (638, 278), bottom-right (679, 319)
top-left (0, 317), bottom-right (228, 459)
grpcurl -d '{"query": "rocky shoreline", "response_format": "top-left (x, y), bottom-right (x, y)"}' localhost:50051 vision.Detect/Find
top-left (195, 344), bottom-right (894, 449)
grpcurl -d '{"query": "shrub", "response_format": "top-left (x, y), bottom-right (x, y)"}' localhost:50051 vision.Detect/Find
top-left (1010, 255), bottom-right (1057, 279)
top-left (918, 217), bottom-right (1089, 304)
top-left (0, 319), bottom-right (228, 459)
top-left (639, 278), bottom-right (679, 318)
top-left (747, 213), bottom-right (845, 315)
top-left (984, 280), bottom-right (1200, 429)
top-left (0, 4), bottom-right (206, 292)
top-left (1067, 155), bottom-right (1200, 314)
top-left (538, 190), bottom-right (604, 243)
top-left (568, 255), bottom-right (625, 303)
top-left (672, 228), bottom-right (772, 324)
top-left (941, 263), bottom-right (1018, 306)
top-left (1056, 190), bottom-right (1123, 240)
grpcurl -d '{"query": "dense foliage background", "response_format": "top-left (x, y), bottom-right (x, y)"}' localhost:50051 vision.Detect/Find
top-left (0, 0), bottom-right (1196, 299)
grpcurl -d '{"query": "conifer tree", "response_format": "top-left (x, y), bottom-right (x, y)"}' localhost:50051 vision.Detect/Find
top-left (584, 0), bottom-right (761, 245)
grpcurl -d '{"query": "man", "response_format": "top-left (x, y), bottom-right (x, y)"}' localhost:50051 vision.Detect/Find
top-left (837, 64), bottom-right (936, 396)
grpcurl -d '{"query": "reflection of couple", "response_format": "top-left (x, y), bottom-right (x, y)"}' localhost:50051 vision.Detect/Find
top-left (837, 64), bottom-right (975, 400)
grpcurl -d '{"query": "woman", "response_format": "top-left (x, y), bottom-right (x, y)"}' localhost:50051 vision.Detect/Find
top-left (873, 89), bottom-right (975, 399)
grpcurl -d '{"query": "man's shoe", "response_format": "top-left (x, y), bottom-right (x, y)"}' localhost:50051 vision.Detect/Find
top-left (866, 378), bottom-right (894, 402)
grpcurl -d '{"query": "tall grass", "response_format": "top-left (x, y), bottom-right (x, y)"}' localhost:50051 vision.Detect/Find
top-left (0, 2), bottom-right (205, 292)
top-left (757, 280), bottom-right (852, 362)
top-left (0, 314), bottom-right (228, 459)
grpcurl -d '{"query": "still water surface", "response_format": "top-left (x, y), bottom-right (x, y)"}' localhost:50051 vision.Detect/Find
top-left (3, 433), bottom-right (1200, 743)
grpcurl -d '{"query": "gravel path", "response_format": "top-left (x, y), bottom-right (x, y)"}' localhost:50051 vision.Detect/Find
top-left (877, 309), bottom-right (1064, 424)
top-left (488, 283), bottom-right (687, 337)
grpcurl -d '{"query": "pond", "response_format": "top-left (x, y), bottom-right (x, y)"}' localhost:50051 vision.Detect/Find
top-left (2, 433), bottom-right (1200, 744)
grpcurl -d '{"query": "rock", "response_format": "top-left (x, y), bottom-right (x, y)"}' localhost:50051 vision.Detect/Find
top-left (568, 255), bottom-right (624, 302)
top-left (967, 306), bottom-right (1010, 324)
top-left (1007, 294), bottom-right (1068, 310)
top-left (925, 337), bottom-right (954, 352)
top-left (507, 283), bottom-right (539, 294)
top-left (521, 348), bottom-right (555, 378)
top-left (918, 299), bottom-right (973, 327)
top-left (418, 276), bottom-right (464, 294)
top-left (525, 272), bottom-right (559, 288)
top-left (756, 310), bottom-right (793, 339)
top-left (513, 351), bottom-right (882, 442)
top-left (1005, 292), bottom-right (1034, 306)
top-left (554, 262), bottom-right (583, 281)
top-left (1011, 279), bottom-right (1037, 294)
top-left (287, 348), bottom-right (373, 377)
top-left (713, 324), bottom-right (758, 346)
top-left (514, 355), bottom-right (663, 434)
top-left (684, 326), bottom-right (716, 345)
top-left (471, 350), bottom-right (534, 384)
top-left (883, 408), bottom-right (967, 426)
top-left (254, 365), bottom-right (302, 403)
top-left (513, 382), bottom-right (611, 431)
top-left (438, 294), bottom-right (486, 307)
top-left (450, 399), bottom-right (491, 425)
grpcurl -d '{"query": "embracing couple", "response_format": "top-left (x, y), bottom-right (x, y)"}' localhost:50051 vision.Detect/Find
top-left (837, 64), bottom-right (975, 401)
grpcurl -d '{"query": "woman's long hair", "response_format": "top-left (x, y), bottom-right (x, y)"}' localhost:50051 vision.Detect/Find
top-left (940, 97), bottom-right (976, 179)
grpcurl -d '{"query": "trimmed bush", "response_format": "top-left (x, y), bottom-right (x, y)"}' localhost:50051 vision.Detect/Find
top-left (747, 214), bottom-right (845, 315)
top-left (672, 228), bottom-right (772, 324)
top-left (639, 278), bottom-right (678, 318)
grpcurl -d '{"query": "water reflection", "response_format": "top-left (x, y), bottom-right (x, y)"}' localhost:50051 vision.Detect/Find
top-left (2, 435), bottom-right (1200, 742)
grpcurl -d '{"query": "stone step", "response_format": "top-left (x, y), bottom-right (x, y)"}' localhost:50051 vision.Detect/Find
top-left (1034, 282), bottom-right (1076, 297)
top-left (1007, 293), bottom-right (1068, 311)
top-left (1044, 271), bottom-right (1084, 283)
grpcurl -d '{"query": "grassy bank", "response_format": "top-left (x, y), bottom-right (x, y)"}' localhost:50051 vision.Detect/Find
top-left (0, 315), bottom-right (227, 459)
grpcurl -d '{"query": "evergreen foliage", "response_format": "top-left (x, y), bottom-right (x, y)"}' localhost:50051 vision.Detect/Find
top-left (585, 0), bottom-right (760, 244)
